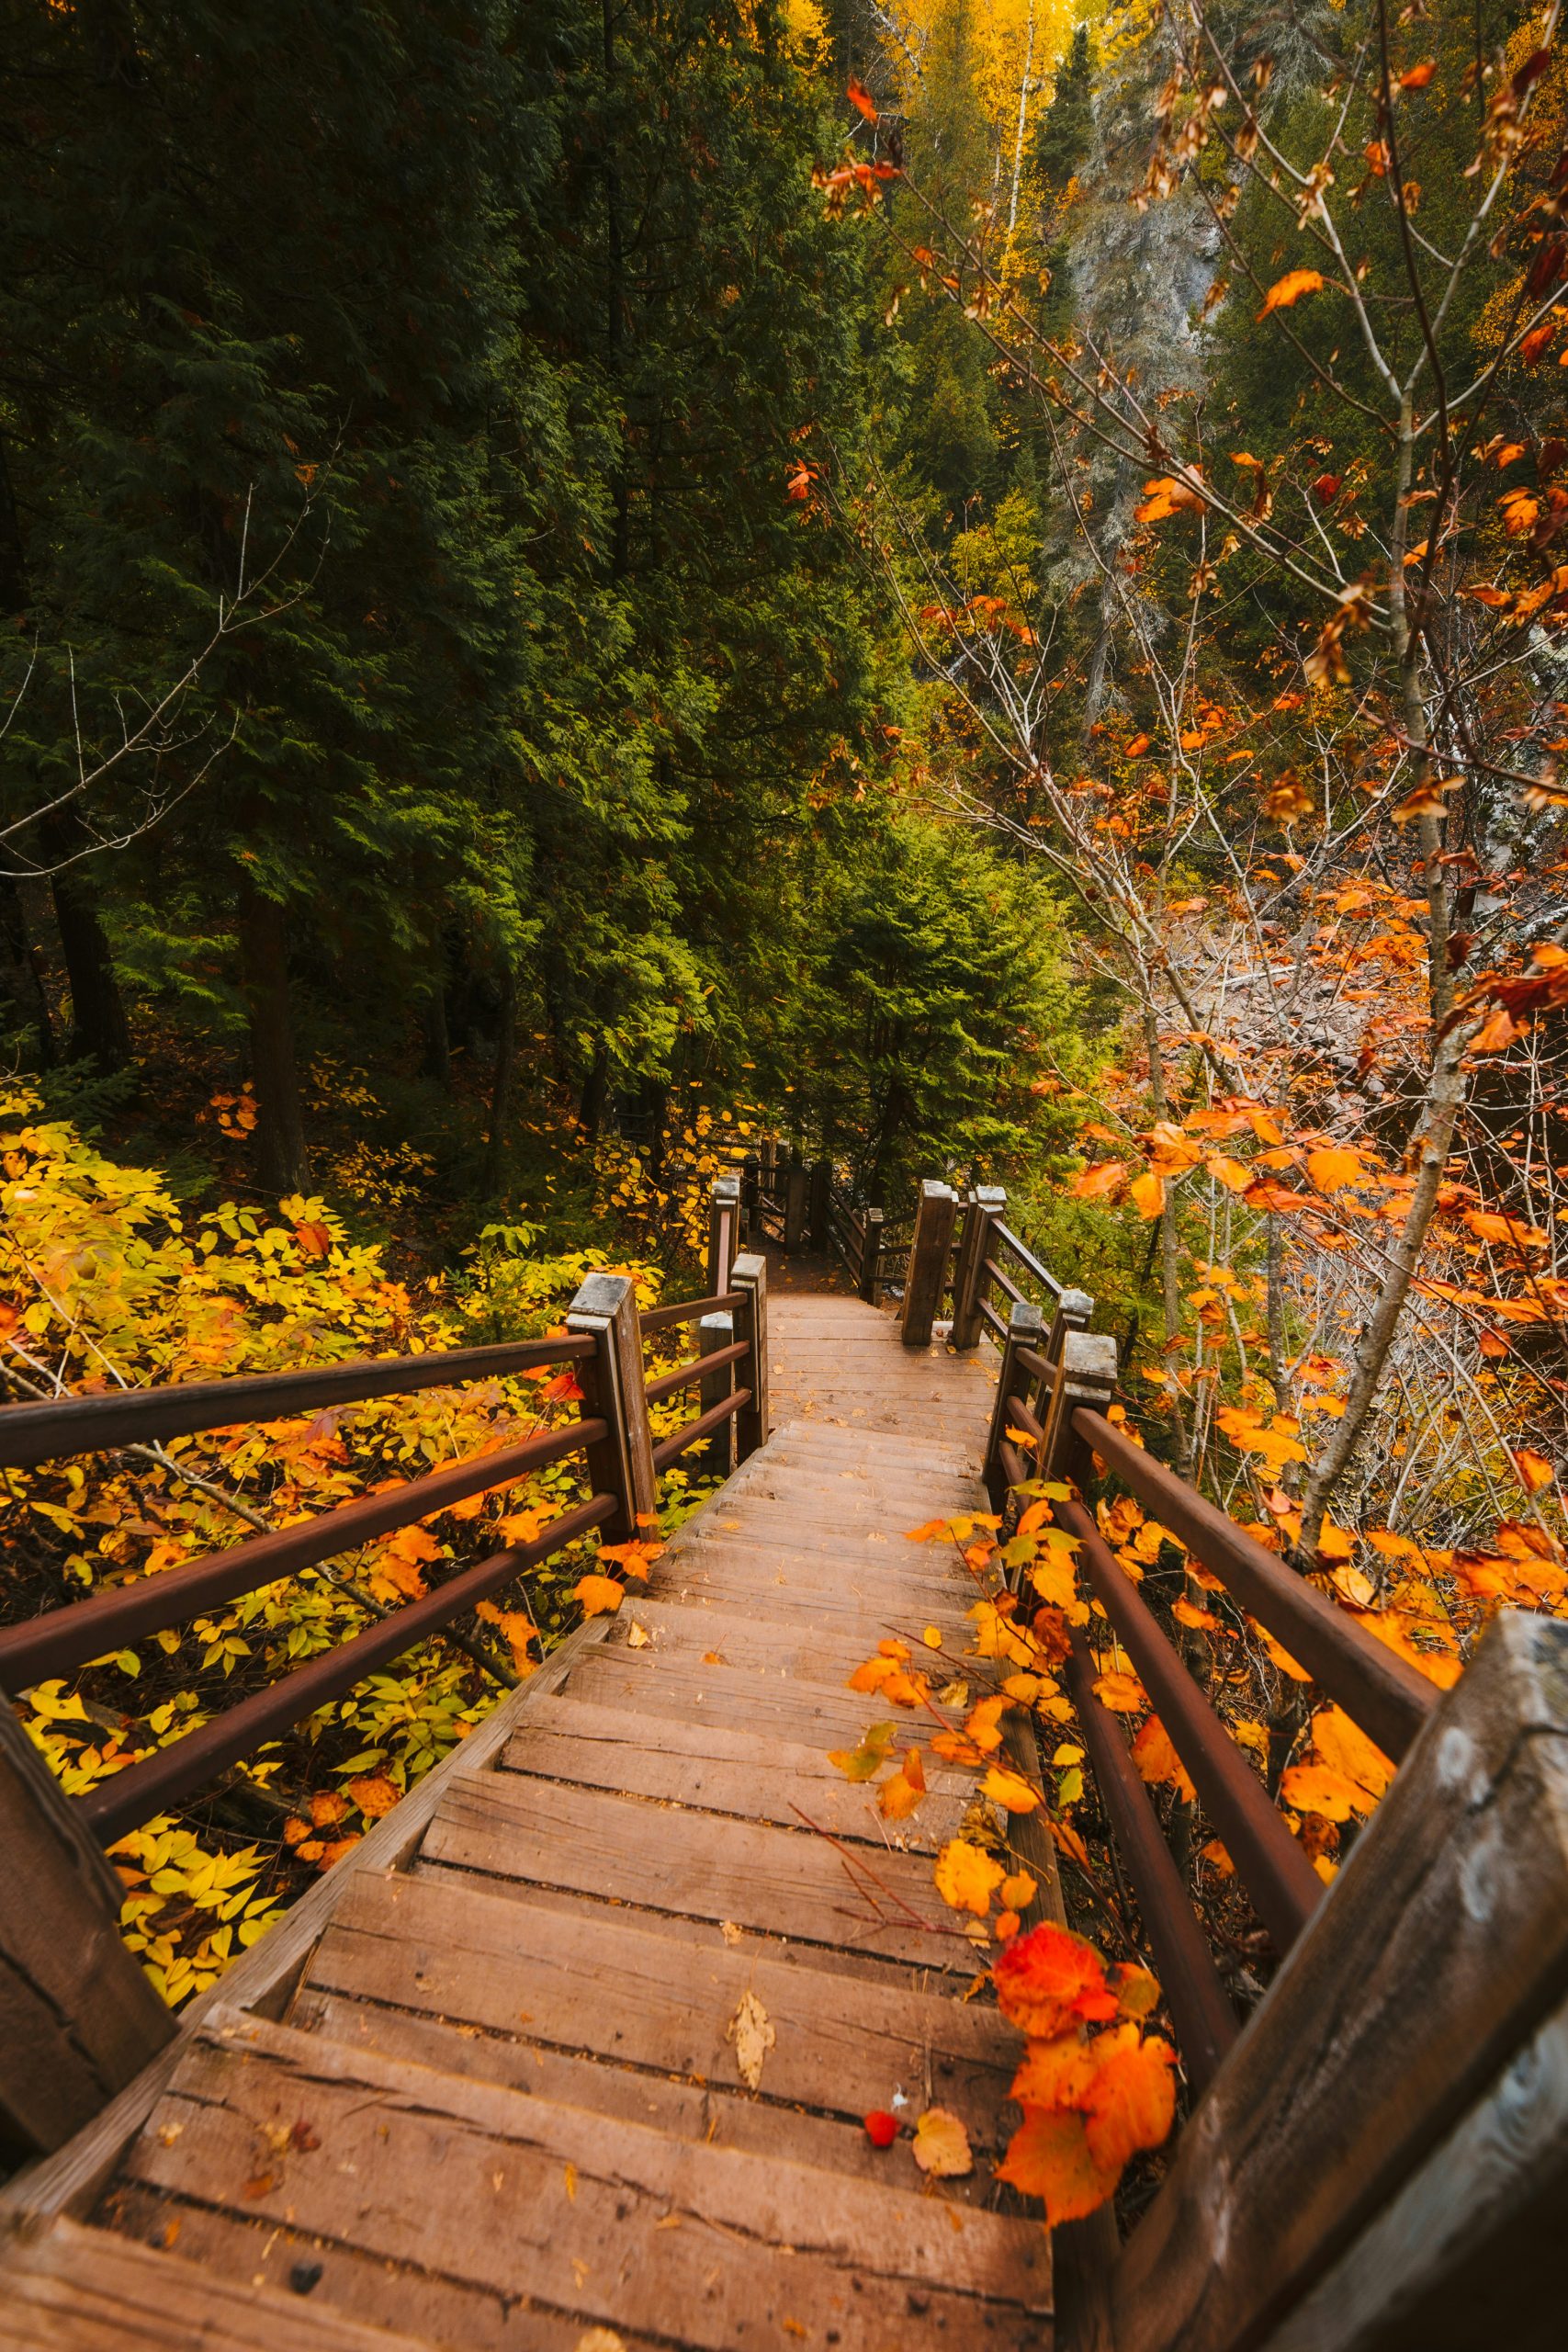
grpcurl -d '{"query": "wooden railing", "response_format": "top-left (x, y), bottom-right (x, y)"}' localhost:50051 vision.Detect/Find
top-left (902, 1171), bottom-right (1568, 2351)
top-left (0, 1232), bottom-right (768, 2160)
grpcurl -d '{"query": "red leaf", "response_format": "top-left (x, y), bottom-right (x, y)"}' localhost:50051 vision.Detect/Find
top-left (847, 77), bottom-right (879, 123)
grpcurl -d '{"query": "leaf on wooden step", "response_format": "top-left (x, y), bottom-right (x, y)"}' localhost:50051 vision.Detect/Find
top-left (721, 1919), bottom-right (742, 1945)
top-left (912, 2105), bottom-right (973, 2177)
top-left (626, 1621), bottom-right (650, 1648)
top-left (828, 1720), bottom-right (896, 1781)
top-left (1000, 1869), bottom-right (1037, 1912)
top-left (878, 1746), bottom-right (926, 1818)
top-left (933, 1837), bottom-right (1006, 1917)
top-left (575, 2332), bottom-right (628, 2352)
top-left (727, 1989), bottom-right (775, 2089)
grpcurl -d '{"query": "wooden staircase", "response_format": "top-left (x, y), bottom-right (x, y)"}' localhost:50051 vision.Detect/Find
top-left (3, 1294), bottom-right (1055, 2350)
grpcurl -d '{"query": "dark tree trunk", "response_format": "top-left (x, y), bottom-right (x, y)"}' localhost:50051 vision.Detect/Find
top-left (420, 979), bottom-right (451, 1089)
top-left (578, 1039), bottom-right (611, 1140)
top-left (48, 864), bottom-right (130, 1070)
top-left (238, 879), bottom-right (311, 1194)
top-left (481, 966), bottom-right (517, 1200)
top-left (0, 879), bottom-right (55, 1068)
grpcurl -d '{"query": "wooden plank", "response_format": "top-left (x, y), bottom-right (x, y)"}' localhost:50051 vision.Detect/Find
top-left (1111, 1611), bottom-right (1568, 2352)
top-left (501, 1697), bottom-right (971, 1845)
top-left (96, 2186), bottom-right (669, 2352)
top-left (295, 1990), bottom-right (914, 2183)
top-left (418, 1770), bottom-right (980, 1971)
top-left (1258, 1986), bottom-right (1568, 2352)
top-left (642, 1565), bottom-right (978, 1637)
top-left (602, 1596), bottom-right (973, 1682)
top-left (562, 1645), bottom-right (957, 1747)
top-left (0, 2215), bottom-right (433, 2352)
top-left (0, 1616), bottom-right (612, 2233)
top-left (123, 2010), bottom-right (1052, 2351)
top-left (0, 1702), bottom-right (174, 2157)
top-left (300, 1870), bottom-right (1020, 2148)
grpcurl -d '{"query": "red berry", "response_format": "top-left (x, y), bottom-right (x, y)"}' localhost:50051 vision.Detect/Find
top-left (863, 2109), bottom-right (900, 2149)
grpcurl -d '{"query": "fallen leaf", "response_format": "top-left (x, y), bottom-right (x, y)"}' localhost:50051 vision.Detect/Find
top-left (922, 1624), bottom-right (944, 1648)
top-left (574, 2334), bottom-right (627, 2352)
top-left (626, 1621), bottom-right (651, 1648)
top-left (933, 1838), bottom-right (1007, 1917)
top-left (1000, 1869), bottom-right (1038, 1911)
top-left (912, 2106), bottom-right (973, 2177)
top-left (997, 2106), bottom-right (1116, 2224)
top-left (727, 1990), bottom-right (775, 2091)
top-left (564, 2161), bottom-right (578, 2202)
top-left (1092, 1669), bottom-right (1147, 1714)
top-left (828, 1722), bottom-right (897, 1781)
top-left (720, 1920), bottom-right (742, 1945)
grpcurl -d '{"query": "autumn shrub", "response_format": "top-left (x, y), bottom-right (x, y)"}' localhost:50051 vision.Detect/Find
top-left (0, 1085), bottom-right (714, 2005)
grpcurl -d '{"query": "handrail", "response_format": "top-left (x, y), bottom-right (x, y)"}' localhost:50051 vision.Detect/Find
top-left (644, 1338), bottom-right (748, 1406)
top-left (76, 1490), bottom-right (619, 1845)
top-left (639, 1289), bottom-right (743, 1335)
top-left (1074, 1408), bottom-right (1438, 1761)
top-left (991, 1219), bottom-right (1065, 1299)
top-left (0, 1213), bottom-right (773, 1885)
top-left (0, 1334), bottom-right (599, 1471)
top-left (0, 1416), bottom-right (607, 1691)
top-left (650, 1385), bottom-right (750, 1472)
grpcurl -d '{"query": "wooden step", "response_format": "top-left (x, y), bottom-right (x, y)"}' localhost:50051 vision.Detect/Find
top-left (601, 1595), bottom-right (974, 1680)
top-left (498, 1693), bottom-right (971, 1846)
top-left (414, 1770), bottom-right (980, 1973)
top-left (113, 2008), bottom-right (1052, 2352)
top-left (294, 1870), bottom-right (1020, 2164)
top-left (0, 2217), bottom-right (433, 2352)
top-left (561, 1644), bottom-right (962, 1749)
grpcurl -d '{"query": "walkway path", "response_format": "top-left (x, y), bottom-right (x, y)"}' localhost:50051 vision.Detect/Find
top-left (2, 1295), bottom-right (1054, 2350)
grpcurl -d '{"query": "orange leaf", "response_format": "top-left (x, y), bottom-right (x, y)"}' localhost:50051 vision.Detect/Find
top-left (574, 1574), bottom-right (624, 1617)
top-left (1258, 267), bottom-right (1325, 320)
top-left (1310, 1705), bottom-right (1393, 1806)
top-left (1305, 1146), bottom-right (1364, 1193)
top-left (846, 75), bottom-right (879, 122)
top-left (1000, 1869), bottom-right (1038, 1912)
top-left (1205, 1153), bottom-right (1253, 1193)
top-left (1510, 1447), bottom-right (1554, 1494)
top-left (1399, 59), bottom-right (1436, 89)
top-left (1280, 1760), bottom-right (1361, 1822)
top-left (997, 2106), bottom-right (1120, 2225)
top-left (1072, 1160), bottom-right (1126, 1201)
top-left (1129, 1170), bottom-right (1167, 1219)
top-left (1130, 1715), bottom-right (1197, 1804)
top-left (346, 1772), bottom-right (400, 1820)
top-left (1092, 1669), bottom-right (1148, 1714)
top-left (992, 1922), bottom-right (1119, 2038)
top-left (1079, 2028), bottom-right (1178, 2172)
top-left (983, 1765), bottom-right (1041, 1814)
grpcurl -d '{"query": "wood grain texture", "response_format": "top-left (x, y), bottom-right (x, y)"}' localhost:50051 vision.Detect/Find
top-left (0, 2216), bottom-right (432, 2352)
top-left (1258, 1989), bottom-right (1568, 2352)
top-left (1111, 1610), bottom-right (1568, 2352)
top-left (120, 2009), bottom-right (1050, 2352)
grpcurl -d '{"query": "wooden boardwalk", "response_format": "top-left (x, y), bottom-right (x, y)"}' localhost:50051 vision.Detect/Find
top-left (2, 1294), bottom-right (1055, 2351)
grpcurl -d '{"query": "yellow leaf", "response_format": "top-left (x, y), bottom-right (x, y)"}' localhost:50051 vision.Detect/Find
top-left (921, 1624), bottom-right (944, 1649)
top-left (726, 1990), bottom-right (775, 2090)
top-left (912, 2106), bottom-right (973, 2177)
top-left (933, 1838), bottom-right (1007, 1917)
top-left (1305, 1147), bottom-right (1364, 1193)
top-left (983, 1765), bottom-right (1041, 1813)
top-left (1000, 1869), bottom-right (1038, 1911)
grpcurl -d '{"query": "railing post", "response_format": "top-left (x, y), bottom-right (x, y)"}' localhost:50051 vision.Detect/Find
top-left (740, 1151), bottom-right (760, 1244)
top-left (807, 1159), bottom-right (832, 1251)
top-left (1041, 1324), bottom-right (1117, 1487)
top-left (783, 1162), bottom-right (809, 1253)
top-left (567, 1272), bottom-right (658, 1541)
top-left (901, 1179), bottom-right (957, 1347)
top-left (0, 1702), bottom-right (175, 2154)
top-left (985, 1298), bottom-right (1046, 1510)
top-left (729, 1250), bottom-right (770, 1460)
top-left (860, 1206), bottom-right (884, 1306)
top-left (696, 1311), bottom-right (737, 1477)
top-left (706, 1172), bottom-right (740, 1295)
top-left (950, 1184), bottom-right (1007, 1350)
